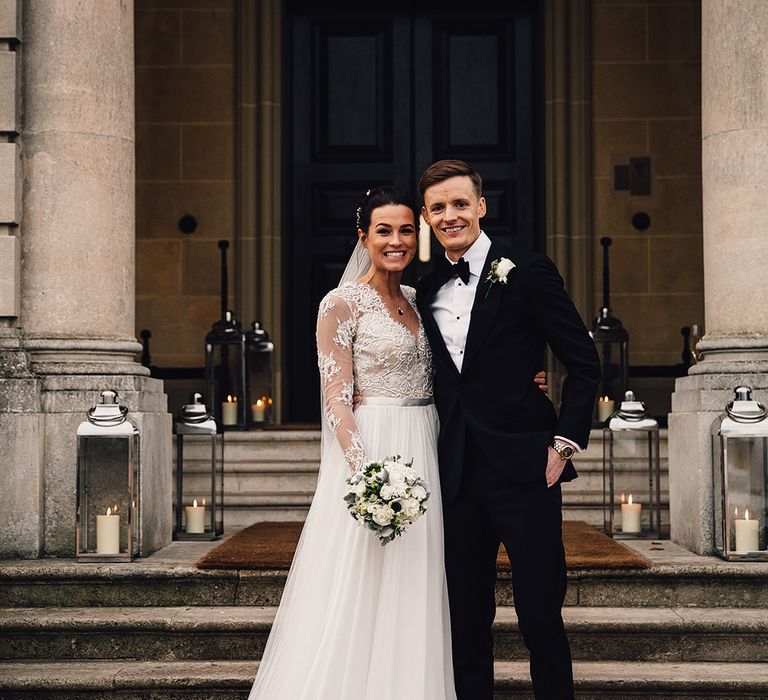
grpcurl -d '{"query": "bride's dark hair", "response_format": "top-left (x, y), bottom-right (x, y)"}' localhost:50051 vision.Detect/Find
top-left (356, 186), bottom-right (417, 232)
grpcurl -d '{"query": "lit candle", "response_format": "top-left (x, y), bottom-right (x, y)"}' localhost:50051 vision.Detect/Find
top-left (185, 498), bottom-right (205, 534)
top-left (221, 394), bottom-right (238, 425)
top-left (597, 396), bottom-right (615, 422)
top-left (734, 507), bottom-right (759, 552)
top-left (418, 215), bottom-right (431, 263)
top-left (251, 398), bottom-right (266, 422)
top-left (621, 493), bottom-right (642, 533)
top-left (96, 506), bottom-right (120, 554)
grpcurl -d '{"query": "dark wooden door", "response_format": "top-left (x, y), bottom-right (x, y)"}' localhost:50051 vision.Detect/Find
top-left (286, 1), bottom-right (538, 422)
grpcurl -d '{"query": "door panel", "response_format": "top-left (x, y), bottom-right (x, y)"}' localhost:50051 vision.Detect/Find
top-left (287, 4), bottom-right (536, 422)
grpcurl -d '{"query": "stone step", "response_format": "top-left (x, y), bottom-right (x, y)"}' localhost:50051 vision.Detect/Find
top-left (3, 556), bottom-right (768, 609)
top-left (0, 659), bottom-right (766, 699)
top-left (3, 606), bottom-right (768, 663)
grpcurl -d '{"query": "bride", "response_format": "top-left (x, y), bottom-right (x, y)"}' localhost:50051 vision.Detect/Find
top-left (249, 186), bottom-right (455, 699)
top-left (249, 187), bottom-right (546, 699)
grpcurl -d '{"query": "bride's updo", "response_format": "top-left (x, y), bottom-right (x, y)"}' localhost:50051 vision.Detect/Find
top-left (356, 186), bottom-right (418, 232)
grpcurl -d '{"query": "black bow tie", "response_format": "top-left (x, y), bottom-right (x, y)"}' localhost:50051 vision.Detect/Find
top-left (435, 256), bottom-right (471, 286)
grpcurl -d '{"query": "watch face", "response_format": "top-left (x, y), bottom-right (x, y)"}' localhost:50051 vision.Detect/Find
top-left (561, 447), bottom-right (574, 459)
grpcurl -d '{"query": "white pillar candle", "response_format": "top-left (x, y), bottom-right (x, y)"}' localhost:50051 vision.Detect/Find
top-left (735, 508), bottom-right (759, 552)
top-left (251, 398), bottom-right (266, 422)
top-left (418, 216), bottom-right (431, 263)
top-left (621, 493), bottom-right (642, 533)
top-left (221, 395), bottom-right (238, 425)
top-left (597, 396), bottom-right (615, 422)
top-left (96, 507), bottom-right (120, 554)
top-left (185, 499), bottom-right (206, 534)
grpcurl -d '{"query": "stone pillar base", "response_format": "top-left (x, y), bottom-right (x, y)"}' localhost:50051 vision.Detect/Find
top-left (669, 369), bottom-right (768, 554)
top-left (0, 331), bottom-right (44, 559)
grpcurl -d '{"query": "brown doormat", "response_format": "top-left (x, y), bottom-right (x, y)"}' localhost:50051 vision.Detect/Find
top-left (196, 520), bottom-right (650, 571)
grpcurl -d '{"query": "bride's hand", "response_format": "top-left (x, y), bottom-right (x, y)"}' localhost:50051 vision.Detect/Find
top-left (534, 370), bottom-right (548, 393)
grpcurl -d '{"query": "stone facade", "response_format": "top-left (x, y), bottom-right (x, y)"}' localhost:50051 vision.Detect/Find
top-left (591, 0), bottom-right (703, 366)
top-left (135, 0), bottom-right (236, 370)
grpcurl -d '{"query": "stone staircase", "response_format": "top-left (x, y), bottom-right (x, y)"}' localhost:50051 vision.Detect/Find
top-left (178, 428), bottom-right (669, 531)
top-left (1, 540), bottom-right (768, 698)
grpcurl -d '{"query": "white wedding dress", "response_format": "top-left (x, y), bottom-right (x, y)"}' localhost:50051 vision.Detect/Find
top-left (249, 282), bottom-right (456, 700)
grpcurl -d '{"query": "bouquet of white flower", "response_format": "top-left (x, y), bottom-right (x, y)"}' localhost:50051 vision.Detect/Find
top-left (343, 455), bottom-right (430, 545)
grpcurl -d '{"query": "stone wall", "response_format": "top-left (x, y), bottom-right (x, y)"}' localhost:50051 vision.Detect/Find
top-left (135, 0), bottom-right (236, 369)
top-left (591, 0), bottom-right (703, 365)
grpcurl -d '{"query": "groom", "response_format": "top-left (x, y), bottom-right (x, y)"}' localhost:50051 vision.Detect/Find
top-left (416, 160), bottom-right (600, 699)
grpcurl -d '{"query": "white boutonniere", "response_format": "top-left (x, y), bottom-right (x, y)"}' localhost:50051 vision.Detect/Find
top-left (484, 257), bottom-right (515, 298)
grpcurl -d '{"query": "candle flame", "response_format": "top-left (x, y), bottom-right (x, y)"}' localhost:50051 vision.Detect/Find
top-left (628, 494), bottom-right (633, 505)
top-left (621, 492), bottom-right (625, 504)
top-left (113, 504), bottom-right (118, 513)
top-left (256, 398), bottom-right (264, 407)
top-left (600, 395), bottom-right (610, 402)
top-left (226, 394), bottom-right (237, 403)
top-left (202, 498), bottom-right (206, 506)
top-left (745, 508), bottom-right (750, 521)
top-left (268, 397), bottom-right (273, 405)
top-left (735, 506), bottom-right (739, 518)
top-left (193, 498), bottom-right (198, 508)
top-left (106, 507), bottom-right (112, 516)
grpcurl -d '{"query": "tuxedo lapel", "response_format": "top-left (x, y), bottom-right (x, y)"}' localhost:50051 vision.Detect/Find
top-left (461, 240), bottom-right (505, 373)
top-left (417, 275), bottom-right (459, 377)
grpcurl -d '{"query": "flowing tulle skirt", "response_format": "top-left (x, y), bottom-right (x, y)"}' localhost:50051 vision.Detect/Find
top-left (249, 401), bottom-right (456, 700)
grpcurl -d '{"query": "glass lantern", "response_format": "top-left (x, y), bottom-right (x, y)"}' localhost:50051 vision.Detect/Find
top-left (603, 390), bottom-right (662, 539)
top-left (245, 321), bottom-right (276, 427)
top-left (205, 310), bottom-right (247, 430)
top-left (590, 308), bottom-right (629, 426)
top-left (173, 393), bottom-right (224, 540)
top-left (712, 386), bottom-right (768, 561)
top-left (76, 390), bottom-right (139, 562)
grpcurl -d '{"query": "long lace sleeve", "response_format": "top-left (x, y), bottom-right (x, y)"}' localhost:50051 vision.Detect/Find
top-left (316, 291), bottom-right (367, 472)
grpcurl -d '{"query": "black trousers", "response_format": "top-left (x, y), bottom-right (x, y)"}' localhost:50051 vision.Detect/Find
top-left (443, 432), bottom-right (574, 700)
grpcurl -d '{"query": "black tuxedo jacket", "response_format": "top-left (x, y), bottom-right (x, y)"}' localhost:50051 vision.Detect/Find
top-left (416, 239), bottom-right (601, 504)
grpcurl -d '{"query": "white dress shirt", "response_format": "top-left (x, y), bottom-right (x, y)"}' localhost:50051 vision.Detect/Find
top-left (430, 231), bottom-right (491, 373)
top-left (430, 231), bottom-right (581, 452)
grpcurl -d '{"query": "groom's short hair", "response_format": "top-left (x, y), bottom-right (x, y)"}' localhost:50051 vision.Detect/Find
top-left (418, 159), bottom-right (483, 199)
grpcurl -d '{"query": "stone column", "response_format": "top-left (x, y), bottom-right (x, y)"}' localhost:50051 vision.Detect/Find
top-left (0, 0), bottom-right (171, 558)
top-left (668, 0), bottom-right (768, 554)
top-left (236, 0), bottom-right (284, 420)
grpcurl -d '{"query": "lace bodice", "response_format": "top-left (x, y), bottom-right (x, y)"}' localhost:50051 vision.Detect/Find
top-left (316, 283), bottom-right (434, 471)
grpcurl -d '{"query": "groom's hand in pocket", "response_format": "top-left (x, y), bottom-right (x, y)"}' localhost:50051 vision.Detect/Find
top-left (545, 447), bottom-right (567, 488)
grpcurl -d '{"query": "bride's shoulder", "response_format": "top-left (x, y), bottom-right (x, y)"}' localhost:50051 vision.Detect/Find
top-left (400, 284), bottom-right (417, 302)
top-left (318, 283), bottom-right (366, 317)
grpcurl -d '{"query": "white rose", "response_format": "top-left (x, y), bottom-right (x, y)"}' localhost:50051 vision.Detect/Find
top-left (401, 465), bottom-right (418, 480)
top-left (372, 505), bottom-right (394, 526)
top-left (401, 498), bottom-right (420, 518)
top-left (380, 484), bottom-right (394, 500)
top-left (353, 481), bottom-right (367, 497)
top-left (495, 257), bottom-right (515, 283)
top-left (410, 485), bottom-right (427, 501)
top-left (388, 469), bottom-right (406, 486)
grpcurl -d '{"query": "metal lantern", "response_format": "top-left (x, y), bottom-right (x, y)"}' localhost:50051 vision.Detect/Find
top-left (590, 237), bottom-right (630, 425)
top-left (173, 393), bottom-right (224, 540)
top-left (76, 390), bottom-right (139, 562)
top-left (205, 310), bottom-right (247, 430)
top-left (712, 386), bottom-right (768, 561)
top-left (603, 390), bottom-right (662, 539)
top-left (245, 321), bottom-right (276, 427)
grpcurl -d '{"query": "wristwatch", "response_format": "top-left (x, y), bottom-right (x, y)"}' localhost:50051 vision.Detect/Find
top-left (551, 440), bottom-right (575, 460)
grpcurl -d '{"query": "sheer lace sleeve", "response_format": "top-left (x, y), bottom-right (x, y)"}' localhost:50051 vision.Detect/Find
top-left (316, 291), bottom-right (367, 472)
